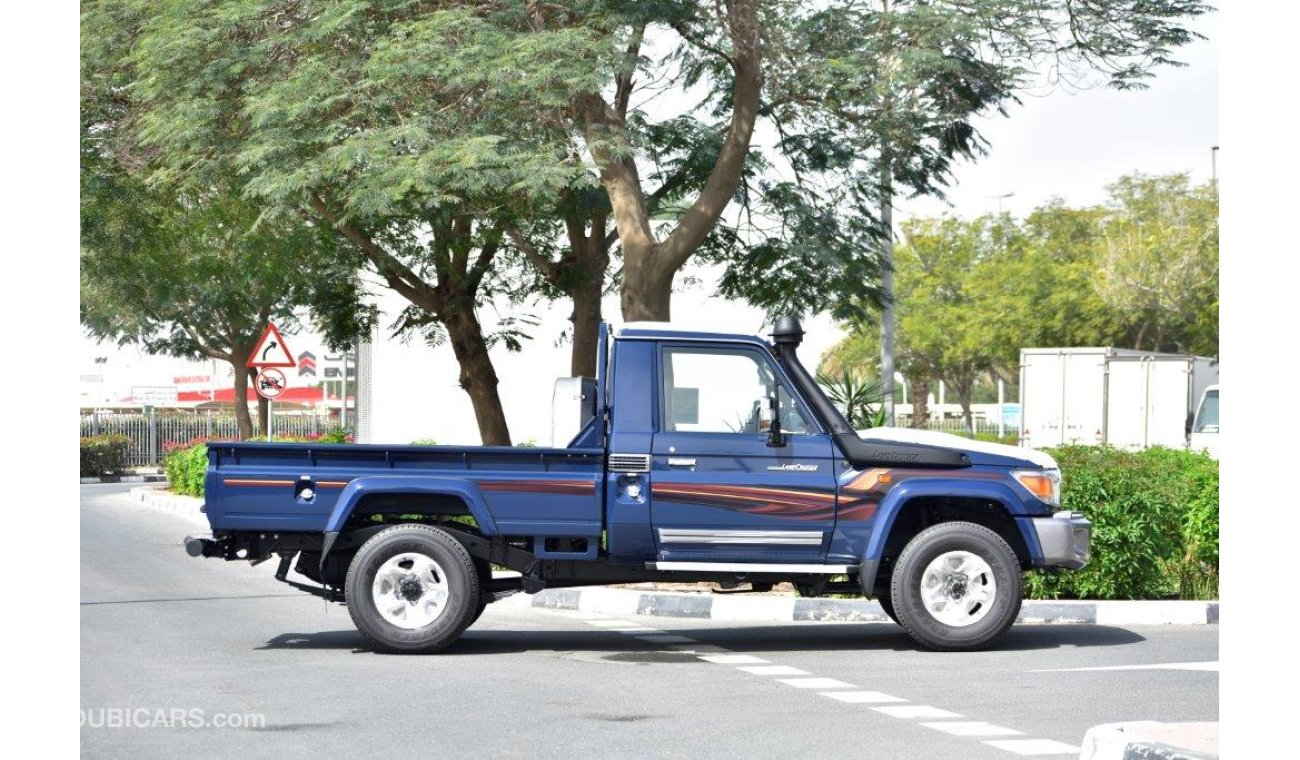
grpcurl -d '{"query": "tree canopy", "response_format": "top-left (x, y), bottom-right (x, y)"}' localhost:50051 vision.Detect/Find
top-left (82, 0), bottom-right (1213, 444)
top-left (821, 173), bottom-right (1219, 429)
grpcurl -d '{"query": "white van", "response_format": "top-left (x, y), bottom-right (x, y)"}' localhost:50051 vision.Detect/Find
top-left (1189, 385), bottom-right (1219, 459)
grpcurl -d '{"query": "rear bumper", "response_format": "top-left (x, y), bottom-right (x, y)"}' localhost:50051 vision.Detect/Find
top-left (1030, 511), bottom-right (1092, 570)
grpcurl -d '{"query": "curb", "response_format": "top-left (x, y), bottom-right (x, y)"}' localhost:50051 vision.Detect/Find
top-left (528, 587), bottom-right (1219, 626)
top-left (1079, 721), bottom-right (1218, 759)
top-left (129, 486), bottom-right (206, 525)
top-left (81, 474), bottom-right (167, 484)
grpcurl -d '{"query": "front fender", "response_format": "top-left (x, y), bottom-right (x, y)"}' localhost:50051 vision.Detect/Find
top-left (862, 478), bottom-right (1044, 563)
top-left (324, 476), bottom-right (500, 535)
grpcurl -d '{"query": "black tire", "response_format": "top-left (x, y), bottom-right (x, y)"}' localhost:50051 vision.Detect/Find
top-left (345, 524), bottom-right (480, 653)
top-left (875, 591), bottom-right (899, 625)
top-left (889, 521), bottom-right (1022, 651)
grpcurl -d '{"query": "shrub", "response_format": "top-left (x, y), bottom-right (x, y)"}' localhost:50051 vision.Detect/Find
top-left (80, 435), bottom-right (131, 477)
top-left (1024, 445), bottom-right (1218, 600)
top-left (165, 443), bottom-right (208, 497)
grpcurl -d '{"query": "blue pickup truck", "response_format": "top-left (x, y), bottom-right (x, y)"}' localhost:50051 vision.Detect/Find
top-left (187, 317), bottom-right (1090, 653)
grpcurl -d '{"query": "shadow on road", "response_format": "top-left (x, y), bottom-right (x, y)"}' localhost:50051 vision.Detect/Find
top-left (258, 621), bottom-right (1145, 656)
top-left (82, 593), bottom-right (306, 606)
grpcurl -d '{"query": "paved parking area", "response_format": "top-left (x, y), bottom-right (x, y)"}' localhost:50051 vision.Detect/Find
top-left (81, 484), bottom-right (1217, 758)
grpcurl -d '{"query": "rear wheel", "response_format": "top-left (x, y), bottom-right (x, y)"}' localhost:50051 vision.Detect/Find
top-left (889, 522), bottom-right (1022, 651)
top-left (345, 524), bottom-right (480, 653)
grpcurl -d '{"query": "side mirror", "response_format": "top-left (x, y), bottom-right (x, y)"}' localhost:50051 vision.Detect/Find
top-left (766, 393), bottom-right (786, 448)
top-left (1185, 411), bottom-right (1194, 438)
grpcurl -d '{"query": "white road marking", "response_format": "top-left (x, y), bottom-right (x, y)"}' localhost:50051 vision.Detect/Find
top-left (921, 721), bottom-right (1024, 737)
top-left (637, 634), bottom-right (699, 644)
top-left (777, 677), bottom-right (856, 690)
top-left (872, 705), bottom-right (963, 720)
top-left (820, 691), bottom-right (907, 704)
top-left (699, 654), bottom-right (770, 665)
top-left (533, 607), bottom-right (1087, 756)
top-left (737, 665), bottom-right (810, 677)
top-left (670, 644), bottom-right (729, 653)
top-left (1032, 661), bottom-right (1218, 673)
top-left (982, 739), bottom-right (1080, 755)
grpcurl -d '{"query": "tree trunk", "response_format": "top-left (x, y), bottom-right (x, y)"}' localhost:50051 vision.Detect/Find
top-left (570, 272), bottom-right (604, 377)
top-left (580, 0), bottom-right (761, 323)
top-left (443, 309), bottom-right (511, 445)
top-left (620, 251), bottom-right (674, 321)
top-left (910, 379), bottom-right (930, 428)
top-left (232, 361), bottom-right (253, 440)
top-left (953, 374), bottom-right (975, 435)
top-left (566, 223), bottom-right (610, 377)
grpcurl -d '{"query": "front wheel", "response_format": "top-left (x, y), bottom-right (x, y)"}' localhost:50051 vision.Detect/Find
top-left (345, 524), bottom-right (480, 653)
top-left (889, 522), bottom-right (1022, 651)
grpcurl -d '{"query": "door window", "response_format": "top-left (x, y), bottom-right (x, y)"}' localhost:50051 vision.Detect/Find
top-left (660, 347), bottom-right (812, 434)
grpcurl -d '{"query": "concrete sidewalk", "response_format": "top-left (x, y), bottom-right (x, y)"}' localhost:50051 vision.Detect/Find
top-left (128, 485), bottom-right (1219, 627)
top-left (81, 474), bottom-right (166, 484)
top-left (527, 586), bottom-right (1219, 626)
top-left (1080, 721), bottom-right (1218, 759)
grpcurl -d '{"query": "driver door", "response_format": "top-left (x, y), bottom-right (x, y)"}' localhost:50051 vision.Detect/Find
top-left (648, 343), bottom-right (838, 563)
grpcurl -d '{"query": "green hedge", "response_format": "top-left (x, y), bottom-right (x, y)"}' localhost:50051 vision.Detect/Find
top-left (165, 443), bottom-right (209, 497)
top-left (1025, 445), bottom-right (1218, 600)
top-left (80, 435), bottom-right (131, 477)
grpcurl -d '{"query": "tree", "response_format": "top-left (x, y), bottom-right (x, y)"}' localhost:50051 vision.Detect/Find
top-left (81, 15), bottom-right (367, 439)
top-left (760, 0), bottom-right (1209, 424)
top-left (80, 174), bottom-right (367, 439)
top-left (1095, 174), bottom-right (1219, 354)
top-left (91, 1), bottom-right (614, 443)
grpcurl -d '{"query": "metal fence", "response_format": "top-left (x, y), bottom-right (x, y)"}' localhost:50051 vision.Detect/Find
top-left (896, 415), bottom-right (1010, 438)
top-left (80, 411), bottom-right (339, 467)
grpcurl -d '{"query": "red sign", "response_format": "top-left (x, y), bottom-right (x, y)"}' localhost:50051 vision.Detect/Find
top-left (255, 368), bottom-right (287, 400)
top-left (247, 323), bottom-right (296, 368)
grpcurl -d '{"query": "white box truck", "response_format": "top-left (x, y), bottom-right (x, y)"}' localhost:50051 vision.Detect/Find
top-left (1019, 348), bottom-right (1219, 450)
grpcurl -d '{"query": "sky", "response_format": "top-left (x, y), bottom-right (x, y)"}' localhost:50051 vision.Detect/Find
top-left (79, 11), bottom-right (1219, 447)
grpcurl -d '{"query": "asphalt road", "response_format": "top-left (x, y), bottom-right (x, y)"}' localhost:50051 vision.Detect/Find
top-left (82, 484), bottom-right (1217, 758)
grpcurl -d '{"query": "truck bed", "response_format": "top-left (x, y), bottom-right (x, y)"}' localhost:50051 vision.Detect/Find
top-left (205, 442), bottom-right (603, 536)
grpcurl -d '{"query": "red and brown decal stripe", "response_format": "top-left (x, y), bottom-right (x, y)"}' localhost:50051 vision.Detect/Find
top-left (650, 483), bottom-right (840, 522)
top-left (478, 479), bottom-right (595, 496)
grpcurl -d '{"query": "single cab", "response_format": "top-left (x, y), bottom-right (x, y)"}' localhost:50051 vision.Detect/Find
top-left (187, 318), bottom-right (1091, 652)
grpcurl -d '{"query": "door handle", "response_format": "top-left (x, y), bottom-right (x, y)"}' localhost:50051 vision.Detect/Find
top-left (667, 457), bottom-right (697, 468)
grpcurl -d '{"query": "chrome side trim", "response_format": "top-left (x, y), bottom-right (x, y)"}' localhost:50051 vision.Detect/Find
top-left (657, 528), bottom-right (823, 546)
top-left (650, 561), bottom-right (851, 574)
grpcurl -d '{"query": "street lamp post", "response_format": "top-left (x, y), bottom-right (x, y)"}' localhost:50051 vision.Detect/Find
top-left (989, 191), bottom-right (1015, 215)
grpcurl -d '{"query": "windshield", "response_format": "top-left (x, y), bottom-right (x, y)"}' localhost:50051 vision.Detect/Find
top-left (1193, 389), bottom-right (1219, 433)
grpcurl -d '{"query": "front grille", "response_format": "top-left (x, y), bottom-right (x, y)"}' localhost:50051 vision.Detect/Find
top-left (608, 453), bottom-right (651, 473)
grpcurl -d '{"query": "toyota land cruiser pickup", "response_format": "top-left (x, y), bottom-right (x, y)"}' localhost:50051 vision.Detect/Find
top-left (186, 317), bottom-right (1090, 653)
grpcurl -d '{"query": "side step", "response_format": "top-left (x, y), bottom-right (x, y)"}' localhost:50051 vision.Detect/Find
top-left (650, 562), bottom-right (851, 574)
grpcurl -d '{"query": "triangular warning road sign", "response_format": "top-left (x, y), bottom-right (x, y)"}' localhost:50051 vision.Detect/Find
top-left (246, 323), bottom-right (296, 368)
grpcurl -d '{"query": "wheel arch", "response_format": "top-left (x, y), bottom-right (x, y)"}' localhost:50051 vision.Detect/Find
top-left (862, 480), bottom-right (1040, 594)
top-left (320, 477), bottom-right (499, 571)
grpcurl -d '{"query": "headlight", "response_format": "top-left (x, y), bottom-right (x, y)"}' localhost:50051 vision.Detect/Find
top-left (1013, 469), bottom-right (1061, 507)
